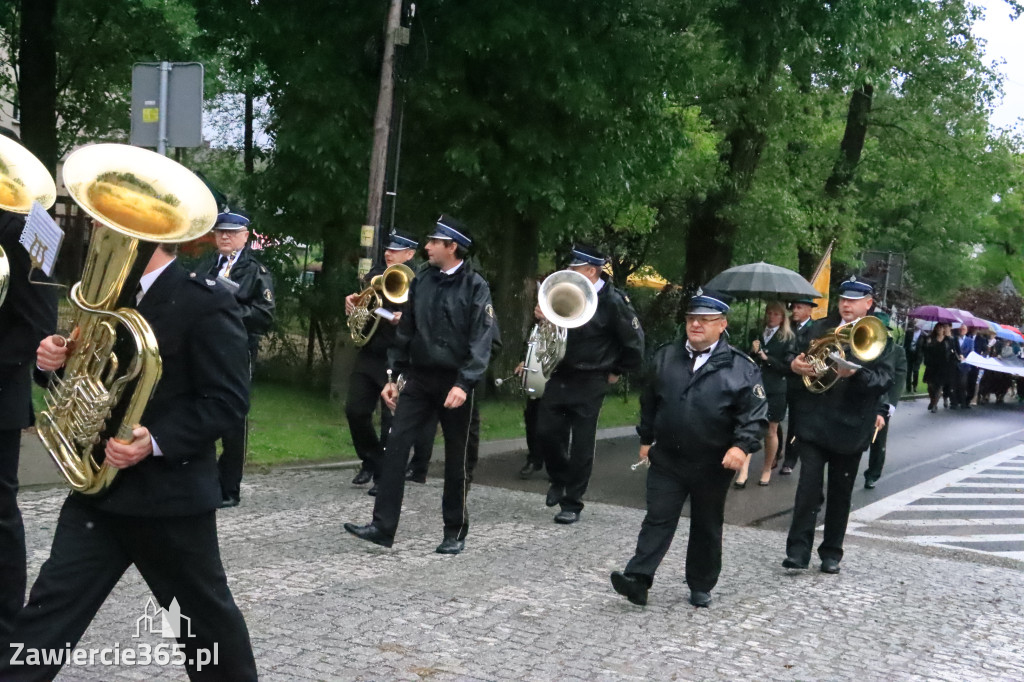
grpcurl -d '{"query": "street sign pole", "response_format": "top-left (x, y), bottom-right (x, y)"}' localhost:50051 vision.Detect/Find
top-left (157, 62), bottom-right (171, 155)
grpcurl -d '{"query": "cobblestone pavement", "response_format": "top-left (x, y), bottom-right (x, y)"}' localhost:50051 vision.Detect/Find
top-left (13, 467), bottom-right (1024, 681)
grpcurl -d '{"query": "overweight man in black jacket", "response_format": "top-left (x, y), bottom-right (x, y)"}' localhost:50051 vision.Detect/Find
top-left (0, 210), bottom-right (58, 638)
top-left (1, 244), bottom-right (257, 681)
top-left (536, 245), bottom-right (645, 524)
top-left (345, 215), bottom-right (494, 555)
top-left (198, 211), bottom-right (275, 507)
top-left (784, 277), bottom-right (894, 575)
top-left (611, 289), bottom-right (767, 608)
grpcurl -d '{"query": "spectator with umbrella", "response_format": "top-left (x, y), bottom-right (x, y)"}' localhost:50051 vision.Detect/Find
top-left (922, 323), bottom-right (958, 412)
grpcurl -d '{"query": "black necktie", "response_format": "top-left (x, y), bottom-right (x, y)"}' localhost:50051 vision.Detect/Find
top-left (689, 347), bottom-right (710, 372)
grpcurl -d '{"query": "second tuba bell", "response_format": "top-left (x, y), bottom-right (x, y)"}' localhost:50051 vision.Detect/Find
top-left (802, 315), bottom-right (889, 393)
top-left (348, 262), bottom-right (415, 346)
top-left (35, 144), bottom-right (218, 495)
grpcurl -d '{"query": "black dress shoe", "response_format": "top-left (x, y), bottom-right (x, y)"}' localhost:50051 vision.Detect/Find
top-left (820, 558), bottom-right (841, 574)
top-left (343, 522), bottom-right (393, 548)
top-left (519, 462), bottom-right (542, 479)
top-left (435, 538), bottom-right (465, 555)
top-left (554, 510), bottom-right (579, 524)
top-left (352, 469), bottom-right (373, 485)
top-left (219, 497), bottom-right (240, 509)
top-left (864, 478), bottom-right (877, 489)
top-left (367, 484), bottom-right (379, 497)
top-left (780, 466), bottom-right (793, 475)
top-left (689, 590), bottom-right (712, 608)
top-left (610, 571), bottom-right (648, 606)
top-left (545, 485), bottom-right (564, 507)
top-left (405, 469), bottom-right (427, 484)
top-left (782, 556), bottom-right (808, 569)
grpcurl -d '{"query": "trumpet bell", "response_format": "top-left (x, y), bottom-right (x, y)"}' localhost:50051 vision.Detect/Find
top-left (0, 134), bottom-right (57, 213)
top-left (63, 144), bottom-right (217, 243)
top-left (538, 270), bottom-right (598, 329)
top-left (379, 262), bottom-right (414, 305)
top-left (836, 315), bottom-right (889, 362)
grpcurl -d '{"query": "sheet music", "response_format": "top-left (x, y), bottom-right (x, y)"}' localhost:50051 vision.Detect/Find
top-left (19, 201), bottom-right (64, 276)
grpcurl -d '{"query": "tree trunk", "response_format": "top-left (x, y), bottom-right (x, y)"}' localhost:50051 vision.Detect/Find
top-left (488, 212), bottom-right (539, 395)
top-left (799, 82), bottom-right (874, 276)
top-left (244, 83), bottom-right (254, 175)
top-left (19, 0), bottom-right (59, 177)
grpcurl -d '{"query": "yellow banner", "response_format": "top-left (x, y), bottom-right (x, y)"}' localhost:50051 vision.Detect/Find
top-left (809, 242), bottom-right (833, 320)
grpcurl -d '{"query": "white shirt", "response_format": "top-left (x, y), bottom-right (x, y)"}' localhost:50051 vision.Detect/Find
top-left (443, 260), bottom-right (464, 276)
top-left (137, 258), bottom-right (175, 303)
top-left (594, 278), bottom-right (606, 293)
top-left (685, 339), bottom-right (719, 373)
top-left (763, 325), bottom-right (779, 344)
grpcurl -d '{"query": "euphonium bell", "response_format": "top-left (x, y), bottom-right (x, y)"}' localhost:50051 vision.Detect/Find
top-left (802, 315), bottom-right (889, 393)
top-left (347, 262), bottom-right (415, 347)
top-left (36, 144), bottom-right (217, 495)
top-left (0, 134), bottom-right (58, 308)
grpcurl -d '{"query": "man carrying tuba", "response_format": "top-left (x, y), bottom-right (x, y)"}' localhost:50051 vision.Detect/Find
top-left (783, 276), bottom-right (894, 575)
top-left (198, 210), bottom-right (275, 508)
top-left (343, 229), bottom-right (432, 494)
top-left (535, 244), bottom-right (644, 525)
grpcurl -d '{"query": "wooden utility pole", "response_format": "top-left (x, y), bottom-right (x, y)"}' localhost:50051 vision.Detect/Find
top-left (361, 0), bottom-right (405, 278)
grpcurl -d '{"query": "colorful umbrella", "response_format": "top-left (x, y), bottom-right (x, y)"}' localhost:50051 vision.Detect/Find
top-left (908, 305), bottom-right (963, 324)
top-left (948, 308), bottom-right (989, 329)
top-left (999, 324), bottom-right (1024, 343)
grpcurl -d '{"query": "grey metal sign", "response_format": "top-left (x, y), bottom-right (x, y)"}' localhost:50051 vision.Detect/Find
top-left (130, 62), bottom-right (204, 152)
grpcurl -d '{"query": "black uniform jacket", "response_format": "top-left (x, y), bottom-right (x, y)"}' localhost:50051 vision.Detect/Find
top-left (0, 211), bottom-right (58, 430)
top-left (74, 262), bottom-right (250, 517)
top-left (200, 246), bottom-right (275, 338)
top-left (555, 275), bottom-right (644, 376)
top-left (788, 315), bottom-right (895, 456)
top-left (748, 328), bottom-right (795, 396)
top-left (637, 340), bottom-right (768, 465)
top-left (388, 260), bottom-right (494, 392)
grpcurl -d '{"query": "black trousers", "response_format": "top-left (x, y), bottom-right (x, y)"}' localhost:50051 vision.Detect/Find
top-left (965, 366), bottom-right (979, 404)
top-left (0, 429), bottom-right (25, 639)
top-left (371, 369), bottom-right (474, 541)
top-left (864, 414), bottom-right (890, 482)
top-left (406, 406), bottom-right (486, 482)
top-left (786, 441), bottom-right (862, 564)
top-left (624, 454), bottom-right (734, 593)
top-left (536, 373), bottom-right (609, 513)
top-left (906, 354), bottom-right (921, 393)
top-left (0, 496), bottom-right (256, 681)
top-left (781, 395), bottom-right (801, 470)
top-left (523, 398), bottom-right (542, 468)
top-left (218, 349), bottom-right (255, 501)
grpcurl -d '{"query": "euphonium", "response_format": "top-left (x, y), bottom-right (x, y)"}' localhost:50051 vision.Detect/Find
top-left (36, 144), bottom-right (217, 495)
top-left (517, 269), bottom-right (598, 397)
top-left (0, 134), bottom-right (58, 307)
top-left (347, 262), bottom-right (415, 346)
top-left (802, 315), bottom-right (889, 393)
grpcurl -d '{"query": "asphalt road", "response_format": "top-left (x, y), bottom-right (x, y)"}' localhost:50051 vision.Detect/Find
top-left (465, 396), bottom-right (1024, 533)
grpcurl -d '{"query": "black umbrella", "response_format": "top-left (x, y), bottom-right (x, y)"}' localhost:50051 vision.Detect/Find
top-left (704, 262), bottom-right (822, 300)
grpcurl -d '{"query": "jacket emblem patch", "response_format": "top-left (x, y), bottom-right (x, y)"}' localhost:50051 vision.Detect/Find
top-left (753, 384), bottom-right (766, 399)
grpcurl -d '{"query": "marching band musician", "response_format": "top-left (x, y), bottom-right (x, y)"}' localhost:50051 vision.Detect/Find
top-left (344, 215), bottom-right (495, 555)
top-left (0, 128), bottom-right (58, 638)
top-left (343, 230), bottom-right (432, 495)
top-left (535, 245), bottom-right (644, 525)
top-left (198, 211), bottom-right (275, 508)
top-left (778, 295), bottom-right (816, 476)
top-left (1, 244), bottom-right (257, 680)
top-left (783, 277), bottom-right (894, 574)
top-left (611, 289), bottom-right (767, 608)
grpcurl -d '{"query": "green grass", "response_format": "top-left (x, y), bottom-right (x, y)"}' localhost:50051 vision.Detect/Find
top-left (249, 381), bottom-right (639, 467)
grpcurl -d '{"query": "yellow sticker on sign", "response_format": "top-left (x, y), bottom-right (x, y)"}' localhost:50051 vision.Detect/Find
top-left (142, 107), bottom-right (159, 123)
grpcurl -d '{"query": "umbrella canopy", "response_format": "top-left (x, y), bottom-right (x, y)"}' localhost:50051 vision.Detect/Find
top-left (703, 262), bottom-right (822, 300)
top-left (999, 324), bottom-right (1024, 343)
top-left (947, 308), bottom-right (989, 329)
top-left (908, 305), bottom-right (963, 324)
top-left (982, 320), bottom-right (1022, 342)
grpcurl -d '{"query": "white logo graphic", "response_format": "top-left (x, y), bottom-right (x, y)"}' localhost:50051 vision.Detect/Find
top-left (135, 597), bottom-right (194, 639)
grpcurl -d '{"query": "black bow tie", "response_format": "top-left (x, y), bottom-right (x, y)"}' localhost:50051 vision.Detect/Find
top-left (688, 346), bottom-right (710, 371)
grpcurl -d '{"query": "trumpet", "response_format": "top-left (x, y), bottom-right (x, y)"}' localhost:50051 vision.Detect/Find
top-left (347, 263), bottom-right (415, 346)
top-left (802, 316), bottom-right (889, 393)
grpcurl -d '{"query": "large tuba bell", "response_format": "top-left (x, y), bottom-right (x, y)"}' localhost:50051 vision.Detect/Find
top-left (518, 269), bottom-right (598, 397)
top-left (347, 262), bottom-right (415, 346)
top-left (0, 134), bottom-right (58, 307)
top-left (802, 315), bottom-right (889, 393)
top-left (36, 144), bottom-right (217, 495)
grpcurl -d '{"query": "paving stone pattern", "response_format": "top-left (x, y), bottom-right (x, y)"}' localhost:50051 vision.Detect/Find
top-left (15, 468), bottom-right (1024, 681)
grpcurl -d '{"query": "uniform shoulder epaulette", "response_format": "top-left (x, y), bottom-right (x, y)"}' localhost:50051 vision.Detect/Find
top-left (188, 272), bottom-right (219, 292)
top-left (729, 345), bottom-right (757, 365)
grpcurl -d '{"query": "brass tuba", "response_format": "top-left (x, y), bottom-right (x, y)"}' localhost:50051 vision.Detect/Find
top-left (36, 144), bottom-right (217, 495)
top-left (519, 269), bottom-right (598, 397)
top-left (347, 262), bottom-right (415, 346)
top-left (0, 134), bottom-right (59, 307)
top-left (802, 315), bottom-right (889, 393)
